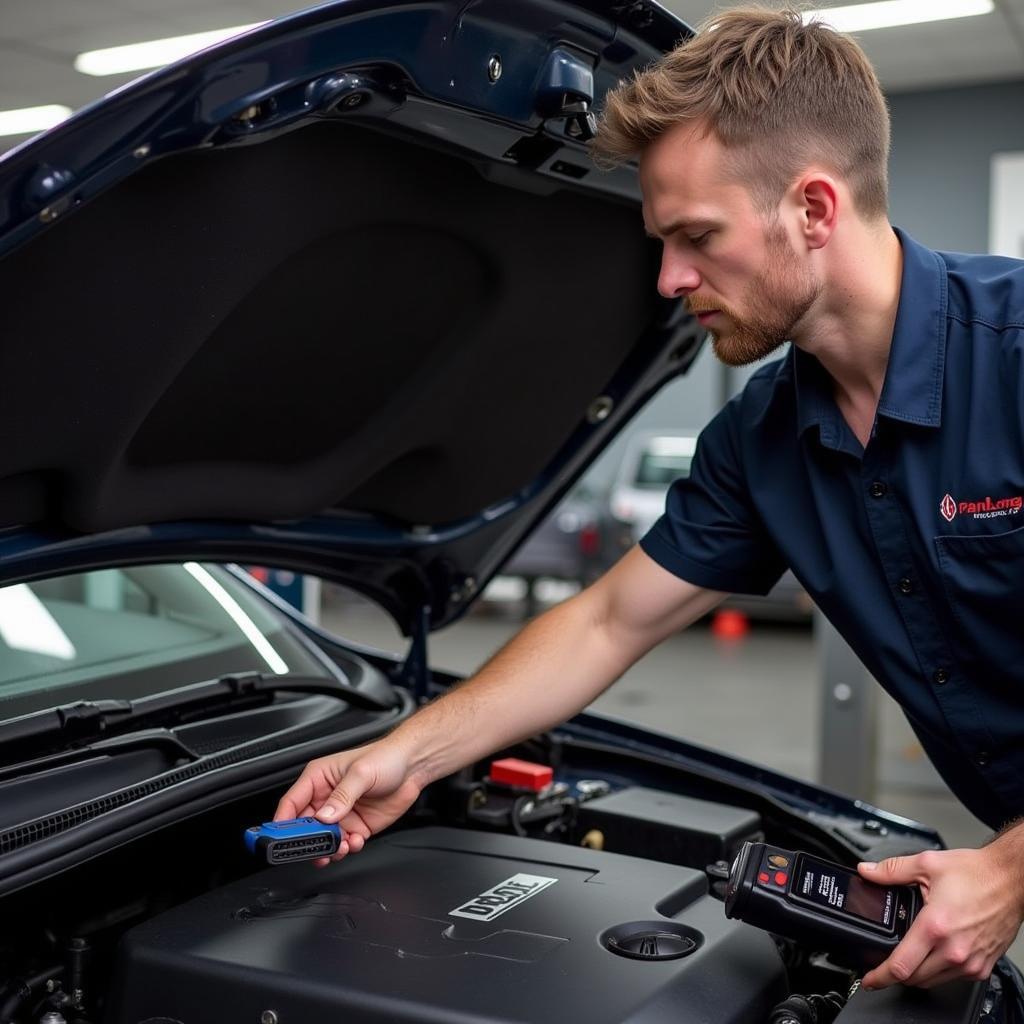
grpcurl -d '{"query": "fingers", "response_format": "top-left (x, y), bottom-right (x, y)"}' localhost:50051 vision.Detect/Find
top-left (861, 897), bottom-right (996, 990)
top-left (314, 836), bottom-right (352, 868)
top-left (858, 848), bottom-right (1014, 990)
top-left (302, 807), bottom-right (373, 870)
top-left (859, 851), bottom-right (931, 887)
top-left (915, 966), bottom-right (963, 990)
top-left (862, 917), bottom-right (933, 990)
top-left (868, 938), bottom-right (994, 990)
top-left (859, 854), bottom-right (930, 989)
top-left (274, 774), bottom-right (316, 822)
top-left (323, 813), bottom-right (369, 862)
top-left (916, 955), bottom-right (993, 989)
top-left (276, 745), bottom-right (401, 869)
top-left (275, 754), bottom-right (362, 823)
top-left (910, 945), bottom-right (979, 989)
top-left (316, 760), bottom-right (373, 824)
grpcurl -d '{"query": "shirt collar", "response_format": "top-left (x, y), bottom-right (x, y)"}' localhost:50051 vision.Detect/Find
top-left (794, 226), bottom-right (947, 443)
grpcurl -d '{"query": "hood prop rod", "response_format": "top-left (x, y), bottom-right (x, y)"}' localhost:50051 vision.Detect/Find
top-left (399, 604), bottom-right (431, 705)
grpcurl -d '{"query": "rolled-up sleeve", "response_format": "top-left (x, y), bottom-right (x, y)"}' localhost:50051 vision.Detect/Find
top-left (639, 402), bottom-right (787, 595)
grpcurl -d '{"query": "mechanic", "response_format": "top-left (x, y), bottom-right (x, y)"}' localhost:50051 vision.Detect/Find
top-left (277, 6), bottom-right (1024, 992)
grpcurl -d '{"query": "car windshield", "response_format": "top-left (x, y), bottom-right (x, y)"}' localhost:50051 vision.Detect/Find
top-left (0, 563), bottom-right (327, 720)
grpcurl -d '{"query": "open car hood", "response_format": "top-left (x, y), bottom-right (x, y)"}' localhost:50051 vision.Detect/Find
top-left (0, 0), bottom-right (703, 633)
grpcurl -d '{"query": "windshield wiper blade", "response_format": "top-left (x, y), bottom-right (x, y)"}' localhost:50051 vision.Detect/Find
top-left (0, 670), bottom-right (399, 757)
top-left (0, 699), bottom-right (133, 744)
top-left (0, 726), bottom-right (199, 785)
top-left (195, 670), bottom-right (399, 714)
top-left (0, 699), bottom-right (136, 763)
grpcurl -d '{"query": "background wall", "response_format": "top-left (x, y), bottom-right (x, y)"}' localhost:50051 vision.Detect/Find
top-left (888, 79), bottom-right (1024, 254)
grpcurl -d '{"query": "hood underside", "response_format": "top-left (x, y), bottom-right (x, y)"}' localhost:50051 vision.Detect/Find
top-left (0, 0), bottom-right (701, 628)
top-left (4, 121), bottom-right (663, 529)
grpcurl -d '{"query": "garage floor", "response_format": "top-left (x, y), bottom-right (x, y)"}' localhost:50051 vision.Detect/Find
top-left (319, 585), bottom-right (1024, 967)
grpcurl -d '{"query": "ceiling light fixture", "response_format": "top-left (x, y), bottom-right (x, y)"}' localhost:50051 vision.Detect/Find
top-left (803, 0), bottom-right (994, 33)
top-left (0, 104), bottom-right (72, 138)
top-left (74, 22), bottom-right (268, 77)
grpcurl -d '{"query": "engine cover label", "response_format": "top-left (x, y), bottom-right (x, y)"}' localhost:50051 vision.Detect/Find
top-left (449, 873), bottom-right (558, 922)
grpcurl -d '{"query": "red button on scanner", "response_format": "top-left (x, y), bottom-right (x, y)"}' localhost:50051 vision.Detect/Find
top-left (774, 871), bottom-right (788, 886)
top-left (488, 758), bottom-right (553, 792)
top-left (758, 871), bottom-right (770, 883)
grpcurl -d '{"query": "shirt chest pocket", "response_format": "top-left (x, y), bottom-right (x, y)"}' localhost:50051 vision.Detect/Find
top-left (935, 523), bottom-right (1024, 684)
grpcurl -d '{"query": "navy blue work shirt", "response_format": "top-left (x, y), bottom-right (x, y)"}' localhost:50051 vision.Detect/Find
top-left (640, 227), bottom-right (1024, 830)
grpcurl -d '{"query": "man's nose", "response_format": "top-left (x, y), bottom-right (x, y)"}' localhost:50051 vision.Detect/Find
top-left (657, 252), bottom-right (701, 299)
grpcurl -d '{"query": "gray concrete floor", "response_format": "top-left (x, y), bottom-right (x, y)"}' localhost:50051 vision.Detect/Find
top-left (319, 584), bottom-right (1023, 965)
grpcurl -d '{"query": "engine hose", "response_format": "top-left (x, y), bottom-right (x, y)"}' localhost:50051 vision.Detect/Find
top-left (509, 795), bottom-right (529, 837)
top-left (768, 990), bottom-right (847, 1024)
top-left (0, 965), bottom-right (63, 1024)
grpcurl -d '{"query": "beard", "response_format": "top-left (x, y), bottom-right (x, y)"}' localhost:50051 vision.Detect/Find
top-left (687, 222), bottom-right (821, 368)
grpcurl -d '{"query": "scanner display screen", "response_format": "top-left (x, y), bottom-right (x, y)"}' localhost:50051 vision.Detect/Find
top-left (794, 855), bottom-right (894, 929)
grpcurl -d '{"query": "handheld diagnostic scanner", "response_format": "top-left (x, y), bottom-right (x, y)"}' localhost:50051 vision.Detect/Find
top-left (245, 818), bottom-right (343, 864)
top-left (724, 842), bottom-right (920, 968)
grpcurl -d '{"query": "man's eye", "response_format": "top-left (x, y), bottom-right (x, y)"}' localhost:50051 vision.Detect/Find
top-left (689, 232), bottom-right (711, 247)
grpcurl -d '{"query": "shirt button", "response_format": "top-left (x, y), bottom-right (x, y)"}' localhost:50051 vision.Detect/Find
top-left (975, 751), bottom-right (991, 768)
top-left (870, 481), bottom-right (887, 498)
top-left (933, 668), bottom-right (949, 685)
top-left (898, 576), bottom-right (914, 594)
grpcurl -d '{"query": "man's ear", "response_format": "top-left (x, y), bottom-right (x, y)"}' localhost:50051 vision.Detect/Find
top-left (795, 173), bottom-right (838, 249)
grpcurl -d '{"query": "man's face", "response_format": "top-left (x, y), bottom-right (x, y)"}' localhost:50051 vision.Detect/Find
top-left (639, 122), bottom-right (821, 367)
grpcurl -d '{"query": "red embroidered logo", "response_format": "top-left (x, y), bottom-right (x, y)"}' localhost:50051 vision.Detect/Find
top-left (942, 492), bottom-right (1024, 521)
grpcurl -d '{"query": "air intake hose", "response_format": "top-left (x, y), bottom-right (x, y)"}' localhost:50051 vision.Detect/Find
top-left (768, 990), bottom-right (846, 1024)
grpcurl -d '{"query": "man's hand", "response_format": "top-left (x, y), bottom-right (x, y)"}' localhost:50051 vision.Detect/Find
top-left (274, 739), bottom-right (424, 866)
top-left (859, 834), bottom-right (1024, 990)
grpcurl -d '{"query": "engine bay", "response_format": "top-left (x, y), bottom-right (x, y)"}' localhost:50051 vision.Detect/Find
top-left (0, 725), bottom-right (1005, 1024)
top-left (0, 619), bottom-right (1012, 1024)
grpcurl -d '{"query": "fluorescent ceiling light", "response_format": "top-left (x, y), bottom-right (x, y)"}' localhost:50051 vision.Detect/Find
top-left (75, 22), bottom-right (268, 77)
top-left (0, 104), bottom-right (72, 138)
top-left (803, 0), bottom-right (993, 32)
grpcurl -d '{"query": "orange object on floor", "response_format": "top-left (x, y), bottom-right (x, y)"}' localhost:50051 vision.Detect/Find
top-left (711, 608), bottom-right (750, 639)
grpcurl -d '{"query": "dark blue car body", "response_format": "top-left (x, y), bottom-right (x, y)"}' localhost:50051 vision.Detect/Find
top-left (0, 1), bottom-right (1020, 1021)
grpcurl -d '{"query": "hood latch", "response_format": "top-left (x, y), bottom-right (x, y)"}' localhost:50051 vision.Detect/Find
top-left (536, 48), bottom-right (597, 142)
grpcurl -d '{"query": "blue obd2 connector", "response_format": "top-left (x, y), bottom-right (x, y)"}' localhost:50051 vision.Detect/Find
top-left (245, 817), bottom-right (343, 864)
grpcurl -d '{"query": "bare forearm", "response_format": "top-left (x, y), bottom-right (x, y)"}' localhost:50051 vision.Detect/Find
top-left (389, 547), bottom-right (725, 787)
top-left (391, 591), bottom-right (633, 786)
top-left (280, 550), bottom-right (723, 855)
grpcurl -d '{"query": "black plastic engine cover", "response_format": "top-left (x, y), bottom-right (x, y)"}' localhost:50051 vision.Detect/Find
top-left (107, 826), bottom-right (787, 1023)
top-left (574, 786), bottom-right (764, 868)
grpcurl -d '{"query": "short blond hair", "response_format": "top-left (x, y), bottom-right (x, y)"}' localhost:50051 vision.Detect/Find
top-left (593, 5), bottom-right (890, 220)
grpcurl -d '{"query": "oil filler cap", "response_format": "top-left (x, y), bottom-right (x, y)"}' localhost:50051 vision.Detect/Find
top-left (602, 921), bottom-right (702, 961)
